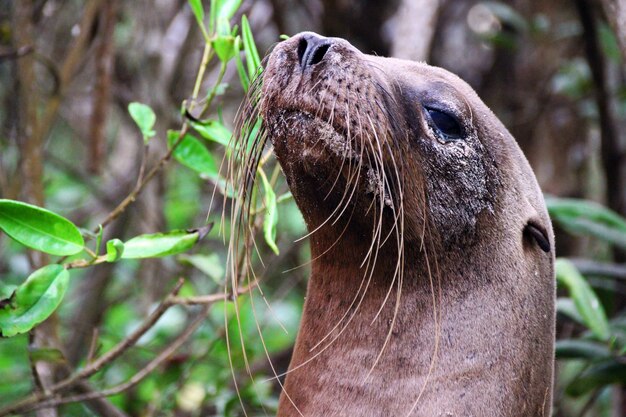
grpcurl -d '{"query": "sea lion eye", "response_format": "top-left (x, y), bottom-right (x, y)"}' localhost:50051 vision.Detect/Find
top-left (425, 107), bottom-right (463, 141)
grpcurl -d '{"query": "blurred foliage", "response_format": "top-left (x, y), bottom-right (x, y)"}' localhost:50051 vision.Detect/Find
top-left (0, 0), bottom-right (624, 416)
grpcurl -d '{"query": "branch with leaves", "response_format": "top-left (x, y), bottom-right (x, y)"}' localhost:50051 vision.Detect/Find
top-left (0, 0), bottom-right (282, 414)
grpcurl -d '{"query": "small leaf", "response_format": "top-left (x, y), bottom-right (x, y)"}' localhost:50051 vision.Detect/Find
top-left (214, 82), bottom-right (229, 96)
top-left (598, 23), bottom-right (622, 63)
top-left (566, 360), bottom-right (626, 396)
top-left (167, 131), bottom-right (219, 178)
top-left (128, 102), bottom-right (156, 143)
top-left (190, 119), bottom-right (232, 147)
top-left (556, 297), bottom-right (584, 324)
top-left (259, 169), bottom-right (279, 255)
top-left (234, 36), bottom-right (250, 91)
top-left (29, 347), bottom-right (65, 364)
top-left (215, 0), bottom-right (242, 21)
top-left (121, 225), bottom-right (212, 259)
top-left (547, 197), bottom-right (626, 249)
top-left (188, 0), bottom-right (204, 25)
top-left (106, 239), bottom-right (125, 262)
top-left (556, 258), bottom-right (610, 341)
top-left (0, 265), bottom-right (70, 337)
top-left (209, 0), bottom-right (217, 33)
top-left (179, 253), bottom-right (224, 283)
top-left (94, 224), bottom-right (104, 258)
top-left (241, 15), bottom-right (261, 79)
top-left (213, 34), bottom-right (237, 62)
top-left (0, 199), bottom-right (84, 256)
top-left (555, 339), bottom-right (611, 360)
top-left (0, 285), bottom-right (17, 306)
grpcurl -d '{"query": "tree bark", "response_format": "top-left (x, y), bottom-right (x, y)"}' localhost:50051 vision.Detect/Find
top-left (391, 0), bottom-right (440, 61)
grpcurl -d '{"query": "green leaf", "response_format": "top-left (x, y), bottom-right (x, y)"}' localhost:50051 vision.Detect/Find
top-left (188, 0), bottom-right (204, 25)
top-left (128, 102), bottom-right (156, 143)
top-left (209, 0), bottom-right (217, 34)
top-left (29, 347), bottom-right (65, 364)
top-left (168, 131), bottom-right (219, 178)
top-left (556, 258), bottom-right (610, 341)
top-left (213, 34), bottom-right (236, 63)
top-left (215, 0), bottom-right (241, 21)
top-left (214, 82), bottom-right (229, 97)
top-left (94, 224), bottom-right (104, 258)
top-left (0, 265), bottom-right (70, 337)
top-left (121, 225), bottom-right (212, 259)
top-left (0, 285), bottom-right (17, 304)
top-left (179, 253), bottom-right (224, 283)
top-left (599, 23), bottom-right (622, 63)
top-left (0, 199), bottom-right (84, 256)
top-left (106, 238), bottom-right (125, 262)
top-left (555, 339), bottom-right (611, 360)
top-left (547, 197), bottom-right (626, 249)
top-left (566, 360), bottom-right (626, 396)
top-left (259, 170), bottom-right (279, 255)
top-left (233, 36), bottom-right (250, 91)
top-left (241, 15), bottom-right (261, 79)
top-left (556, 297), bottom-right (584, 325)
top-left (190, 120), bottom-right (232, 147)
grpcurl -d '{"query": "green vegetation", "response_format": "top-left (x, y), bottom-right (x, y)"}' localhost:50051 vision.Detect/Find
top-left (0, 1), bottom-right (624, 416)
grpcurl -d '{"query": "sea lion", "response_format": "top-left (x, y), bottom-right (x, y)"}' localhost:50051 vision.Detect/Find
top-left (234, 32), bottom-right (555, 417)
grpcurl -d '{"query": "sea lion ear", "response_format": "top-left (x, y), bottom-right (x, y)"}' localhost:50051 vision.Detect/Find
top-left (524, 221), bottom-right (551, 253)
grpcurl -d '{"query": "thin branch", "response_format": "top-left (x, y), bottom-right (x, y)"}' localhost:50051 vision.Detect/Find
top-left (86, 328), bottom-right (100, 365)
top-left (27, 333), bottom-right (46, 393)
top-left (5, 282), bottom-right (258, 415)
top-left (88, 0), bottom-right (117, 174)
top-left (167, 280), bottom-right (259, 305)
top-left (33, 0), bottom-right (102, 146)
top-left (95, 130), bottom-right (187, 232)
top-left (25, 305), bottom-right (211, 413)
top-left (0, 279), bottom-right (185, 416)
top-left (70, 380), bottom-right (130, 417)
top-left (0, 45), bottom-right (34, 60)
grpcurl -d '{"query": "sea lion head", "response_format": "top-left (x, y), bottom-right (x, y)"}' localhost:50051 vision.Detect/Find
top-left (230, 32), bottom-right (554, 416)
top-left (255, 32), bottom-right (551, 255)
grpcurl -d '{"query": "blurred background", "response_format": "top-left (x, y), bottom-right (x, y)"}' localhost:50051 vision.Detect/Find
top-left (0, 0), bottom-right (625, 416)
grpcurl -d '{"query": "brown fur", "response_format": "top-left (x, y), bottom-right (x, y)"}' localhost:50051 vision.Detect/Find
top-left (242, 32), bottom-right (555, 417)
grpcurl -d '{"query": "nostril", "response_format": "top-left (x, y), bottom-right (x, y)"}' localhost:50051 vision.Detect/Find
top-left (297, 34), bottom-right (332, 70)
top-left (309, 43), bottom-right (330, 66)
top-left (297, 37), bottom-right (308, 68)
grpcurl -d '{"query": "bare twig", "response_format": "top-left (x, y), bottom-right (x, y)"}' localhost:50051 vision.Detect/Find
top-left (34, 0), bottom-right (102, 146)
top-left (0, 45), bottom-right (34, 60)
top-left (95, 130), bottom-right (187, 232)
top-left (167, 280), bottom-right (259, 305)
top-left (27, 333), bottom-right (46, 393)
top-left (89, 0), bottom-right (118, 174)
top-left (14, 0), bottom-right (42, 206)
top-left (71, 380), bottom-right (130, 417)
top-left (86, 328), bottom-right (100, 364)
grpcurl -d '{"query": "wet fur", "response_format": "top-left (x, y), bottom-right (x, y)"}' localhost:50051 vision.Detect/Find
top-left (229, 33), bottom-right (555, 417)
